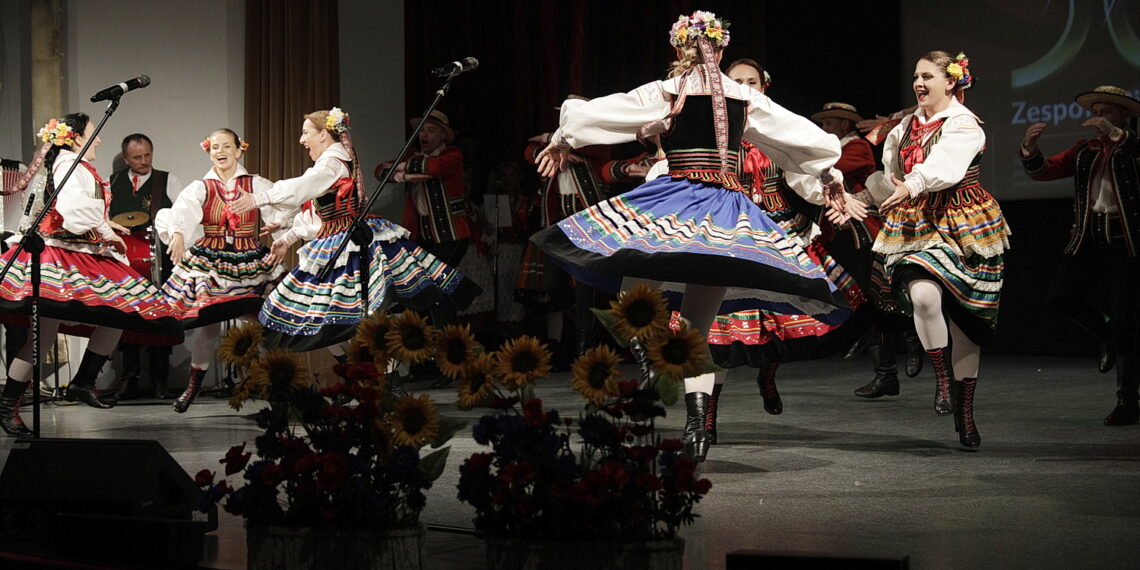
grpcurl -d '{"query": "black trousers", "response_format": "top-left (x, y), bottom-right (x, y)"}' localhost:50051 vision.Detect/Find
top-left (1044, 239), bottom-right (1139, 395)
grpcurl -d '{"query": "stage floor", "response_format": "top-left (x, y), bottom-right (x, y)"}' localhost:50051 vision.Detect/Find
top-left (1, 353), bottom-right (1137, 569)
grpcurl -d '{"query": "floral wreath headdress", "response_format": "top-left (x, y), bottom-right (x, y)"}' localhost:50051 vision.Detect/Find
top-left (326, 107), bottom-right (350, 134)
top-left (946, 52), bottom-right (974, 88)
top-left (665, 11), bottom-right (732, 175)
top-left (669, 10), bottom-right (731, 48)
top-left (37, 119), bottom-right (79, 148)
top-left (201, 136), bottom-right (250, 153)
top-left (324, 106), bottom-right (365, 205)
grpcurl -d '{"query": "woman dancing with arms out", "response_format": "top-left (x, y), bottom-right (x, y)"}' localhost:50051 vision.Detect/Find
top-left (0, 114), bottom-right (182, 435)
top-left (229, 108), bottom-right (478, 353)
top-left (532, 11), bottom-right (850, 462)
top-left (156, 129), bottom-right (285, 413)
top-left (842, 52), bottom-right (1010, 448)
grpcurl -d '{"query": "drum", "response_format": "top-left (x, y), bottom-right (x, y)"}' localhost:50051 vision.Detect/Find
top-left (122, 231), bottom-right (154, 278)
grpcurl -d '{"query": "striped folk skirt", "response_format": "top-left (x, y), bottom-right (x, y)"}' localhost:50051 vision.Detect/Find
top-left (869, 184), bottom-right (1011, 345)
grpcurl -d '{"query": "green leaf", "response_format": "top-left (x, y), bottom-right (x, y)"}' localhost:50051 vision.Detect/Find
top-left (590, 307), bottom-right (628, 348)
top-left (418, 446), bottom-right (451, 482)
top-left (430, 416), bottom-right (469, 449)
top-left (653, 375), bottom-right (679, 406)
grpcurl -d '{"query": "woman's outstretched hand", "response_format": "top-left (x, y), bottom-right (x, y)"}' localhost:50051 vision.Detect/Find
top-left (229, 193), bottom-right (257, 215)
top-left (878, 175), bottom-right (911, 214)
top-left (536, 142), bottom-right (571, 178)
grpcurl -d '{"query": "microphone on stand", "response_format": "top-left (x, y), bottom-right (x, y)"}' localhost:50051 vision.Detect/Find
top-left (431, 57), bottom-right (479, 78)
top-left (90, 75), bottom-right (151, 102)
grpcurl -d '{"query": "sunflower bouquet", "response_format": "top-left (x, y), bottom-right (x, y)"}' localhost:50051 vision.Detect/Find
top-left (196, 313), bottom-right (467, 529)
top-left (455, 288), bottom-right (713, 543)
top-left (456, 378), bottom-right (711, 543)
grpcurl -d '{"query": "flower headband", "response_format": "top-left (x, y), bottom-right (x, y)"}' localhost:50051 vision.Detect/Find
top-left (37, 119), bottom-right (79, 147)
top-left (946, 52), bottom-right (973, 87)
top-left (200, 137), bottom-right (250, 152)
top-left (669, 10), bottom-right (731, 48)
top-left (326, 107), bottom-right (350, 134)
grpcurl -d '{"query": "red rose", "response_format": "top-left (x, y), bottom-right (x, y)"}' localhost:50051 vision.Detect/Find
top-left (294, 452), bottom-right (321, 474)
top-left (461, 453), bottom-right (494, 474)
top-left (194, 469), bottom-right (215, 487)
top-left (221, 443), bottom-right (251, 476)
top-left (347, 362), bottom-right (380, 380)
top-left (260, 463), bottom-right (285, 486)
top-left (636, 473), bottom-right (663, 492)
top-left (694, 478), bottom-right (712, 495)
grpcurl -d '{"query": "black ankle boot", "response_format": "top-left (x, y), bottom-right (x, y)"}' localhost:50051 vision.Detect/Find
top-left (756, 361), bottom-right (782, 415)
top-left (173, 367), bottom-right (207, 413)
top-left (955, 378), bottom-right (981, 448)
top-left (1, 379), bottom-right (32, 437)
top-left (903, 331), bottom-right (924, 378)
top-left (1104, 393), bottom-right (1139, 426)
top-left (629, 337), bottom-right (654, 388)
top-left (927, 347), bottom-right (954, 416)
top-left (855, 338), bottom-right (900, 398)
top-left (683, 392), bottom-right (710, 463)
top-left (115, 348), bottom-right (143, 400)
top-left (66, 351), bottom-right (115, 409)
top-left (1098, 342), bottom-right (1116, 374)
top-left (705, 384), bottom-right (723, 445)
top-left (151, 349), bottom-right (173, 399)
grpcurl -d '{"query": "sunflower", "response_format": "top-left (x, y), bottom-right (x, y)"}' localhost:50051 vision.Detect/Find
top-left (387, 394), bottom-right (440, 448)
top-left (228, 380), bottom-right (255, 412)
top-left (609, 284), bottom-right (669, 342)
top-left (435, 323), bottom-right (477, 379)
top-left (346, 336), bottom-right (377, 365)
top-left (217, 321), bottom-right (263, 369)
top-left (247, 349), bottom-right (311, 398)
top-left (456, 353), bottom-right (497, 410)
top-left (494, 335), bottom-right (552, 392)
top-left (353, 311), bottom-right (393, 361)
top-left (385, 310), bottom-right (437, 364)
top-left (570, 345), bottom-right (622, 405)
top-left (647, 324), bottom-right (707, 381)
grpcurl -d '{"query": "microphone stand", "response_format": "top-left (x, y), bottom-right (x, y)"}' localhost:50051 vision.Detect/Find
top-left (315, 73), bottom-right (459, 285)
top-left (0, 96), bottom-right (123, 438)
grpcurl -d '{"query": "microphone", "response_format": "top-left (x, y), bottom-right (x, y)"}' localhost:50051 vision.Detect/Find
top-left (90, 75), bottom-right (151, 102)
top-left (430, 57), bottom-right (478, 78)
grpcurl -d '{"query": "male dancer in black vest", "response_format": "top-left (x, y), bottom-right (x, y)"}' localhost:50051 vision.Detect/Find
top-left (108, 133), bottom-right (183, 399)
top-left (1021, 86), bottom-right (1140, 425)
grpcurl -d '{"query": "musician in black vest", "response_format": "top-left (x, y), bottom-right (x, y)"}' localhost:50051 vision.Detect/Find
top-left (108, 133), bottom-right (183, 399)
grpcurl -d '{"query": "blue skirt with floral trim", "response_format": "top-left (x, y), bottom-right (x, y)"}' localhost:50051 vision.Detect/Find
top-left (530, 176), bottom-right (849, 324)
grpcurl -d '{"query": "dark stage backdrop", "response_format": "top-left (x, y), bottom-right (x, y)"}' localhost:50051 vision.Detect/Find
top-left (403, 0), bottom-right (903, 197)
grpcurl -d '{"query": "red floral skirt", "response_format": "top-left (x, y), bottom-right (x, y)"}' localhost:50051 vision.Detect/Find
top-left (0, 243), bottom-right (182, 345)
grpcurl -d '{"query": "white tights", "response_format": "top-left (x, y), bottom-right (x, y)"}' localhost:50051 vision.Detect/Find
top-left (191, 323), bottom-right (221, 370)
top-left (907, 278), bottom-right (980, 379)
